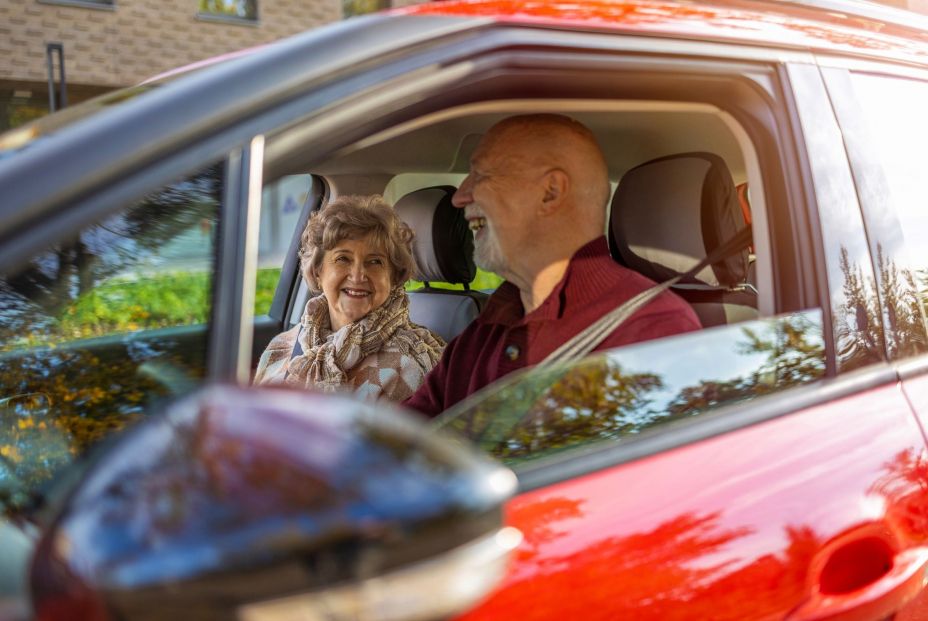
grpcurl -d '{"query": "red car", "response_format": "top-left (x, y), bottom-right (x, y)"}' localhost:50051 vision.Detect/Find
top-left (2, 0), bottom-right (928, 620)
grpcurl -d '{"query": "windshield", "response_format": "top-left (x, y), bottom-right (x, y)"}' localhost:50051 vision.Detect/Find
top-left (433, 310), bottom-right (826, 467)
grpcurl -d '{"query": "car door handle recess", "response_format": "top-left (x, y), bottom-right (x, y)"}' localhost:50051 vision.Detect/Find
top-left (787, 537), bottom-right (928, 621)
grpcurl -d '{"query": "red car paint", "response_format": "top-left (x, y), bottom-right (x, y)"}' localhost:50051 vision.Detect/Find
top-left (400, 0), bottom-right (928, 64)
top-left (461, 383), bottom-right (928, 619)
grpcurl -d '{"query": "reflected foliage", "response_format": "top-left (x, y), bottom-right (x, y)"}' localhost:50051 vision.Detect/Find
top-left (467, 495), bottom-right (821, 621)
top-left (1, 164), bottom-right (219, 345)
top-left (871, 448), bottom-right (928, 540)
top-left (667, 312), bottom-right (825, 417)
top-left (875, 244), bottom-right (928, 358)
top-left (472, 363), bottom-right (664, 462)
top-left (440, 312), bottom-right (825, 466)
top-left (834, 246), bottom-right (884, 370)
top-left (0, 165), bottom-right (220, 514)
top-left (833, 243), bottom-right (928, 366)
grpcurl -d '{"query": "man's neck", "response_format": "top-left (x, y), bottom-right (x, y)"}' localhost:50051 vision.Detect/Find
top-left (511, 229), bottom-right (602, 315)
top-left (517, 257), bottom-right (571, 314)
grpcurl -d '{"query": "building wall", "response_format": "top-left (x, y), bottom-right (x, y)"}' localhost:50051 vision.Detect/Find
top-left (0, 0), bottom-right (341, 89)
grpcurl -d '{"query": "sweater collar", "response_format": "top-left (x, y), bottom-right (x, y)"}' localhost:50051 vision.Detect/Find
top-left (479, 237), bottom-right (620, 326)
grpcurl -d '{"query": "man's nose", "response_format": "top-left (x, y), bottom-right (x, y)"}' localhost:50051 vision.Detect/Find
top-left (451, 175), bottom-right (472, 209)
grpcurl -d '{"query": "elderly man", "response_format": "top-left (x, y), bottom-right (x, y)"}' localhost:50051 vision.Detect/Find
top-left (404, 114), bottom-right (700, 416)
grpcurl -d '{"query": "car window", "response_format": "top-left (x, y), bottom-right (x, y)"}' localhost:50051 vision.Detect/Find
top-left (256, 174), bottom-right (312, 315)
top-left (845, 72), bottom-right (928, 353)
top-left (0, 163), bottom-right (222, 512)
top-left (434, 309), bottom-right (825, 467)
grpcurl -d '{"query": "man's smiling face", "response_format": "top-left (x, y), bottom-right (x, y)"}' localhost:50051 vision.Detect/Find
top-left (452, 128), bottom-right (545, 279)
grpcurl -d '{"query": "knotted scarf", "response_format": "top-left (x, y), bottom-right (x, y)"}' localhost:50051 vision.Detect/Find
top-left (282, 286), bottom-right (445, 397)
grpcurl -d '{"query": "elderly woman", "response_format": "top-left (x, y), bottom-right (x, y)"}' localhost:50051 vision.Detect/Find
top-left (254, 195), bottom-right (445, 401)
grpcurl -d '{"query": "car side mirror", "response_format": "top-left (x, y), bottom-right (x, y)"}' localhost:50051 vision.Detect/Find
top-left (30, 386), bottom-right (520, 621)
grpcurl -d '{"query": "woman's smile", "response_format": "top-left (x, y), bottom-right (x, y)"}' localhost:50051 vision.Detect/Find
top-left (318, 235), bottom-right (392, 331)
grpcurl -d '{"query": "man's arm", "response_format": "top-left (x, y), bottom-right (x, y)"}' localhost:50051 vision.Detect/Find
top-left (402, 343), bottom-right (452, 418)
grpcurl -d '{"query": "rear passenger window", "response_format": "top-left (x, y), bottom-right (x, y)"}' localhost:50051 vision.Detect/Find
top-left (256, 174), bottom-right (312, 315)
top-left (846, 72), bottom-right (928, 352)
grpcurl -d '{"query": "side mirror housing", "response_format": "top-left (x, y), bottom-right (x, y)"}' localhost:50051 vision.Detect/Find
top-left (30, 386), bottom-right (519, 621)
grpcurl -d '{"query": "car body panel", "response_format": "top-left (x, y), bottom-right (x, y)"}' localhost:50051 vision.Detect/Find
top-left (2, 1), bottom-right (928, 619)
top-left (462, 381), bottom-right (928, 619)
top-left (402, 0), bottom-right (928, 65)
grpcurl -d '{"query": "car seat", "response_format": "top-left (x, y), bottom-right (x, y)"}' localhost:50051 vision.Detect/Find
top-left (608, 152), bottom-right (757, 327)
top-left (394, 185), bottom-right (487, 342)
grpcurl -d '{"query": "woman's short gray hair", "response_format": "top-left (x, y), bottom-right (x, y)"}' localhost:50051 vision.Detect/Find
top-left (300, 195), bottom-right (417, 291)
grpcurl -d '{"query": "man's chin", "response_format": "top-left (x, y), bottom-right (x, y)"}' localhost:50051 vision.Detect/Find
top-left (474, 251), bottom-right (505, 276)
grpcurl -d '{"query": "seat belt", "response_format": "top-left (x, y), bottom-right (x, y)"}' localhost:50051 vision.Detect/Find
top-left (537, 225), bottom-right (753, 370)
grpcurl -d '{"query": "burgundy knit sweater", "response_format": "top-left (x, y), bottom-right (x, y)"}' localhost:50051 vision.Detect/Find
top-left (403, 237), bottom-right (701, 418)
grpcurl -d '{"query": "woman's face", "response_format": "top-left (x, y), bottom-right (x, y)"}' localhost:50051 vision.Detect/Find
top-left (317, 234), bottom-right (393, 331)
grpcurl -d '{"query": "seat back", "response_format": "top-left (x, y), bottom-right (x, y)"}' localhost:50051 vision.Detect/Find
top-left (608, 152), bottom-right (756, 327)
top-left (394, 186), bottom-right (486, 342)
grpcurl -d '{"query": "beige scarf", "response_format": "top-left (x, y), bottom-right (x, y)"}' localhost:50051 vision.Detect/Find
top-left (285, 286), bottom-right (444, 393)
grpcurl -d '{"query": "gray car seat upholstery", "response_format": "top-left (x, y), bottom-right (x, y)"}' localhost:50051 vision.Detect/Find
top-left (609, 152), bottom-right (757, 327)
top-left (394, 186), bottom-right (487, 343)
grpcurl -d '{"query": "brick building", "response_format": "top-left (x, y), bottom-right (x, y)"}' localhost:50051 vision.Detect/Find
top-left (0, 0), bottom-right (415, 131)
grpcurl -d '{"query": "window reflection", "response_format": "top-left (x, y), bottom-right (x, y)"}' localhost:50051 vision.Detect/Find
top-left (436, 310), bottom-right (825, 465)
top-left (0, 164), bottom-right (221, 511)
top-left (849, 73), bottom-right (928, 355)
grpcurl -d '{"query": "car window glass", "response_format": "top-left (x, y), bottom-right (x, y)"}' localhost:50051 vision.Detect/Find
top-left (847, 72), bottom-right (928, 343)
top-left (256, 174), bottom-right (312, 316)
top-left (0, 163), bottom-right (222, 513)
top-left (434, 309), bottom-right (825, 467)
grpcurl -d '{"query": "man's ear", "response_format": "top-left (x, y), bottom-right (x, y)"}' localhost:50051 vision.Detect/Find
top-left (539, 168), bottom-right (569, 215)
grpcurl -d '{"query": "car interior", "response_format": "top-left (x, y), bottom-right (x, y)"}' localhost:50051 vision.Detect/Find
top-left (253, 99), bottom-right (772, 361)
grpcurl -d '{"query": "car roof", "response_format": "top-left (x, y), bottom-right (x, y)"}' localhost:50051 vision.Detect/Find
top-left (400, 0), bottom-right (928, 65)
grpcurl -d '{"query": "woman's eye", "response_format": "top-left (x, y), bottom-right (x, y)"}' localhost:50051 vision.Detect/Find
top-left (334, 256), bottom-right (350, 263)
top-left (368, 259), bottom-right (384, 266)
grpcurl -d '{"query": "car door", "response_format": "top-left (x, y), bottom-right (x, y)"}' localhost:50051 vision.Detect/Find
top-left (0, 139), bottom-right (264, 619)
top-left (429, 60), bottom-right (928, 620)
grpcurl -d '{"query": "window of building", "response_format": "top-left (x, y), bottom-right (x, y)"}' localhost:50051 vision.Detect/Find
top-left (343, 0), bottom-right (389, 18)
top-left (37, 0), bottom-right (113, 8)
top-left (198, 0), bottom-right (257, 21)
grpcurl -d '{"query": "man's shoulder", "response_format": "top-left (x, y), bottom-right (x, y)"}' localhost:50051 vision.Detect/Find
top-left (592, 261), bottom-right (701, 328)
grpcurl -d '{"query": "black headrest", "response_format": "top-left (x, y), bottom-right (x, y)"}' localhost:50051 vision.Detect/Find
top-left (609, 152), bottom-right (748, 287)
top-left (394, 186), bottom-right (476, 284)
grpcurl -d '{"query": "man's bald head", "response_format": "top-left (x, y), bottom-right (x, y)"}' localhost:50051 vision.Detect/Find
top-left (481, 114), bottom-right (611, 216)
top-left (452, 113), bottom-right (612, 300)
